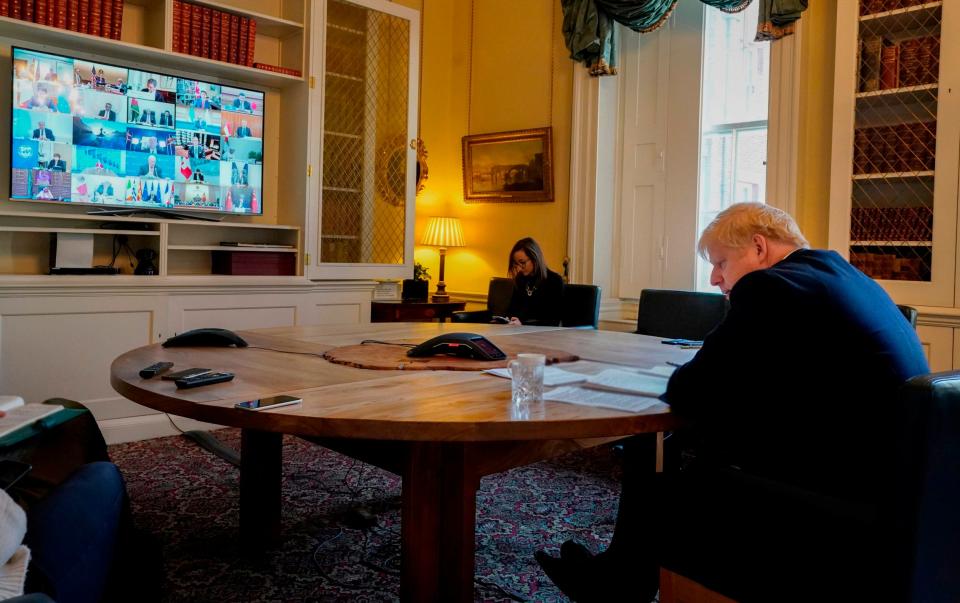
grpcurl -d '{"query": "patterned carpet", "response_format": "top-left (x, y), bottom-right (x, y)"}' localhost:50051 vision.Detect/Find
top-left (109, 428), bottom-right (624, 602)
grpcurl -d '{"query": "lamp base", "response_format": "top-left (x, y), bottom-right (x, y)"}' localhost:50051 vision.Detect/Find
top-left (431, 293), bottom-right (450, 302)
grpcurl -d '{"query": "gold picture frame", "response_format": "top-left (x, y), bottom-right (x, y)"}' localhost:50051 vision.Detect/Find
top-left (461, 127), bottom-right (553, 203)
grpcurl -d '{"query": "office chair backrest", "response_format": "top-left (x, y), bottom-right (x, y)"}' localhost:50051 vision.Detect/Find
top-left (561, 284), bottom-right (601, 329)
top-left (897, 304), bottom-right (918, 329)
top-left (635, 289), bottom-right (728, 340)
top-left (487, 277), bottom-right (514, 317)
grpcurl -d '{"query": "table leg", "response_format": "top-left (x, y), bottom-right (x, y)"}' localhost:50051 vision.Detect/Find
top-left (240, 429), bottom-right (283, 547)
top-left (400, 442), bottom-right (478, 603)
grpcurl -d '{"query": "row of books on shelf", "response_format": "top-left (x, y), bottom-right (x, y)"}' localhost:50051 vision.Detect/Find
top-left (853, 122), bottom-right (936, 174)
top-left (173, 0), bottom-right (256, 67)
top-left (850, 206), bottom-right (933, 241)
top-left (860, 0), bottom-right (936, 15)
top-left (860, 35), bottom-right (939, 92)
top-left (0, 0), bottom-right (123, 39)
top-left (850, 251), bottom-right (927, 281)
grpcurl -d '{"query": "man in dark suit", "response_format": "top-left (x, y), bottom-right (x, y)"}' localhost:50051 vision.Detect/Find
top-left (188, 135), bottom-right (205, 159)
top-left (97, 103), bottom-right (117, 121)
top-left (536, 203), bottom-right (930, 601)
top-left (159, 111), bottom-right (174, 127)
top-left (31, 121), bottom-right (55, 141)
top-left (235, 119), bottom-right (252, 138)
top-left (232, 92), bottom-right (252, 112)
top-left (139, 110), bottom-right (157, 126)
top-left (138, 155), bottom-right (162, 178)
top-left (46, 153), bottom-right (67, 171)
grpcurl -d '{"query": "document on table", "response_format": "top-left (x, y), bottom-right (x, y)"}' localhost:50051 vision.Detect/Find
top-left (583, 369), bottom-right (669, 397)
top-left (635, 365), bottom-right (676, 378)
top-left (0, 403), bottom-right (64, 438)
top-left (543, 386), bottom-right (665, 413)
top-left (483, 366), bottom-right (588, 386)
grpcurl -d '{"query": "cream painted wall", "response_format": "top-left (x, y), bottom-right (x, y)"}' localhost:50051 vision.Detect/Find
top-left (406, 0), bottom-right (572, 296)
top-left (795, 2), bottom-right (837, 249)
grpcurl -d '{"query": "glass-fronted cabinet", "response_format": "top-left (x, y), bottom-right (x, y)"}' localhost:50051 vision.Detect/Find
top-left (307, 0), bottom-right (419, 279)
top-left (829, 1), bottom-right (960, 307)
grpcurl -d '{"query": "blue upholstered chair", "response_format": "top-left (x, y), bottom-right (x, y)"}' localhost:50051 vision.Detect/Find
top-left (658, 371), bottom-right (960, 602)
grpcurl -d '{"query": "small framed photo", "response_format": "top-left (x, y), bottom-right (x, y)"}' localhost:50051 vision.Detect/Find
top-left (461, 127), bottom-right (553, 203)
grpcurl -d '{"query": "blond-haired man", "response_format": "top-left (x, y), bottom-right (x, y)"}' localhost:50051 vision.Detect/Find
top-left (537, 203), bottom-right (928, 602)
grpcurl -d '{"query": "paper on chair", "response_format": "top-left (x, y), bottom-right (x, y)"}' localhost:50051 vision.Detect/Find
top-left (583, 369), bottom-right (669, 397)
top-left (543, 386), bottom-right (665, 413)
top-left (482, 366), bottom-right (588, 387)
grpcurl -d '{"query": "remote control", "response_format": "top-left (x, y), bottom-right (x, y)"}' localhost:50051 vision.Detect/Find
top-left (175, 371), bottom-right (235, 389)
top-left (139, 362), bottom-right (174, 379)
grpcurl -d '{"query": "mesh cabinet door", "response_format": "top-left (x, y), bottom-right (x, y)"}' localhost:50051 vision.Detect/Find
top-left (315, 0), bottom-right (418, 274)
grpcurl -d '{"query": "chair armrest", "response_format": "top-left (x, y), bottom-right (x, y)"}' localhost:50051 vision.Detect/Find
top-left (451, 310), bottom-right (492, 323)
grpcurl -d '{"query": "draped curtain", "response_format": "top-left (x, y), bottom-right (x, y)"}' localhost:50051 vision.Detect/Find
top-left (561, 0), bottom-right (808, 76)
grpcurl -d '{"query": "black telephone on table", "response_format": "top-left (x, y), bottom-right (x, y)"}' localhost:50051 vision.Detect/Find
top-left (406, 332), bottom-right (507, 361)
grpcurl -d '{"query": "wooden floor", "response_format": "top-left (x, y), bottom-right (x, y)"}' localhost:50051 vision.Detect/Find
top-left (660, 569), bottom-right (738, 603)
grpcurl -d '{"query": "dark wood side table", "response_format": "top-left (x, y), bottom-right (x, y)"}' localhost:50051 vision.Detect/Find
top-left (371, 300), bottom-right (467, 323)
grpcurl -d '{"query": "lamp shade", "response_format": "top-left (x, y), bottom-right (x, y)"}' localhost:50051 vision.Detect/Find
top-left (420, 217), bottom-right (465, 247)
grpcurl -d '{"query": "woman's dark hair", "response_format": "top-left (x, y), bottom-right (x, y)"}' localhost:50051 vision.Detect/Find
top-left (508, 237), bottom-right (549, 284)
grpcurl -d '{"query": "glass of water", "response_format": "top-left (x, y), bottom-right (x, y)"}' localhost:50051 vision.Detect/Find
top-left (509, 353), bottom-right (545, 413)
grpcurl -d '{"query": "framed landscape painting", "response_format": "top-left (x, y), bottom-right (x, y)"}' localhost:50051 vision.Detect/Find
top-left (461, 127), bottom-right (553, 203)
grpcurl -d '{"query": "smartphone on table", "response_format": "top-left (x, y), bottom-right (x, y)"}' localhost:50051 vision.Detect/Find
top-left (234, 395), bottom-right (302, 411)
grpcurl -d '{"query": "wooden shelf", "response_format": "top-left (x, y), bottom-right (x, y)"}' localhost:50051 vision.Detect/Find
top-left (327, 22), bottom-right (365, 36)
top-left (852, 171), bottom-right (935, 180)
top-left (856, 83), bottom-right (938, 98)
top-left (168, 244), bottom-right (297, 252)
top-left (321, 234), bottom-right (359, 240)
top-left (323, 186), bottom-right (362, 193)
top-left (327, 71), bottom-right (364, 83)
top-left (0, 226), bottom-right (160, 236)
top-left (325, 131), bottom-right (362, 139)
top-left (860, 2), bottom-right (942, 35)
top-left (850, 241), bottom-right (933, 247)
top-left (182, 0), bottom-right (305, 38)
top-left (0, 16), bottom-right (303, 87)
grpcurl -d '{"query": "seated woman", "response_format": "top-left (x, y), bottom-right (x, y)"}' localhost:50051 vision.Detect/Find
top-left (506, 237), bottom-right (564, 326)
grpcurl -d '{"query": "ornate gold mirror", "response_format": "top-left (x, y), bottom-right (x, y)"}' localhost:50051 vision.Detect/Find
top-left (377, 138), bottom-right (428, 207)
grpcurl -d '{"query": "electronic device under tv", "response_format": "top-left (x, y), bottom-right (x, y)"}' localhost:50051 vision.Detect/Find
top-left (9, 46), bottom-right (266, 216)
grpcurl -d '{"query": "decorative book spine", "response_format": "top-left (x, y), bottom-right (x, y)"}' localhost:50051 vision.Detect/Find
top-left (0, 0), bottom-right (9, 17)
top-left (54, 0), bottom-right (66, 29)
top-left (181, 2), bottom-right (192, 54)
top-left (228, 14), bottom-right (240, 64)
top-left (46, 0), bottom-right (55, 25)
top-left (101, 0), bottom-right (113, 39)
top-left (246, 17), bottom-right (256, 66)
top-left (111, 0), bottom-right (121, 38)
top-left (35, 0), bottom-right (47, 25)
top-left (22, 0), bottom-right (34, 23)
top-left (210, 6), bottom-right (220, 60)
top-left (201, 6), bottom-right (211, 58)
top-left (78, 0), bottom-right (89, 33)
top-left (238, 17), bottom-right (249, 67)
top-left (67, 0), bottom-right (78, 31)
top-left (219, 12), bottom-right (230, 62)
top-left (172, 0), bottom-right (182, 52)
top-left (859, 36), bottom-right (882, 93)
top-left (11, 0), bottom-right (20, 19)
top-left (189, 3), bottom-right (202, 56)
top-left (898, 38), bottom-right (921, 87)
top-left (89, 0), bottom-right (101, 36)
top-left (919, 36), bottom-right (940, 85)
top-left (880, 42), bottom-right (898, 90)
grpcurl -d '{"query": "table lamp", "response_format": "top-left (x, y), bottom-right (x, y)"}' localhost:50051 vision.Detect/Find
top-left (420, 217), bottom-right (465, 302)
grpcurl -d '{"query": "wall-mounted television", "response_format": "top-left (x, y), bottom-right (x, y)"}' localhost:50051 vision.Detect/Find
top-left (9, 47), bottom-right (265, 216)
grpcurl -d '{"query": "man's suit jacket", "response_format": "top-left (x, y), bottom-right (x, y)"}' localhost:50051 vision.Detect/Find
top-left (32, 128), bottom-right (55, 141)
top-left (98, 110), bottom-right (116, 121)
top-left (138, 165), bottom-right (162, 178)
top-left (664, 249), bottom-right (929, 498)
top-left (189, 145), bottom-right (205, 159)
top-left (46, 159), bottom-right (66, 171)
top-left (159, 114), bottom-right (174, 127)
top-left (236, 127), bottom-right (252, 138)
top-left (139, 111), bottom-right (156, 125)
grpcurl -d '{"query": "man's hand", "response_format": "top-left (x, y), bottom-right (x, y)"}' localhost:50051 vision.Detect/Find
top-left (508, 317), bottom-right (522, 326)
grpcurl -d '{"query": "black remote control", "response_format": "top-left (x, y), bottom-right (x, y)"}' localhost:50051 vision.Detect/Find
top-left (139, 361), bottom-right (174, 379)
top-left (175, 371), bottom-right (235, 389)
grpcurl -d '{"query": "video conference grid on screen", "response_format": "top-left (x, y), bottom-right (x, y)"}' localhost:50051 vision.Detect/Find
top-left (10, 47), bottom-right (265, 215)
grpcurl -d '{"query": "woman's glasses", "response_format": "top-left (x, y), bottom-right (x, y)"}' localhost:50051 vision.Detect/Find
top-left (512, 258), bottom-right (530, 268)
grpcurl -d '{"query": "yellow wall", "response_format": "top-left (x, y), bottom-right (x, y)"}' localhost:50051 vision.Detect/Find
top-left (409, 0), bottom-right (572, 295)
top-left (795, 2), bottom-right (837, 248)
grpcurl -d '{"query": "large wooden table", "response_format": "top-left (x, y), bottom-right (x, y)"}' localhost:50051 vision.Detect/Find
top-left (111, 323), bottom-right (692, 602)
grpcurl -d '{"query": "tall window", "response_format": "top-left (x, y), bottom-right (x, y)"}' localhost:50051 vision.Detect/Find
top-left (695, 2), bottom-right (769, 291)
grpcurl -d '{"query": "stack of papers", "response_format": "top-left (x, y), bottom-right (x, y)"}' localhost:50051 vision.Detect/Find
top-left (582, 369), bottom-right (669, 397)
top-left (0, 402), bottom-right (64, 439)
top-left (544, 387), bottom-right (665, 413)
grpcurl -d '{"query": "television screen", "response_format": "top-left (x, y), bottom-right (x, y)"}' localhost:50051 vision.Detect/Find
top-left (9, 47), bottom-right (265, 215)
